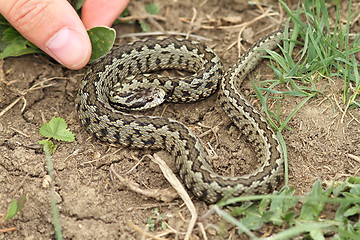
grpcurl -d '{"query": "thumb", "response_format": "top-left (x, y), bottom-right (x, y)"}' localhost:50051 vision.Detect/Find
top-left (0, 0), bottom-right (91, 70)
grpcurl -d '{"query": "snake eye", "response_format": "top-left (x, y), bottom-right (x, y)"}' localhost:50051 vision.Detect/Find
top-left (147, 97), bottom-right (154, 102)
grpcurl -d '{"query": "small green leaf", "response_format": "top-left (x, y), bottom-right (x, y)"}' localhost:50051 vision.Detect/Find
top-left (74, 0), bottom-right (86, 10)
top-left (343, 205), bottom-right (360, 217)
top-left (3, 27), bottom-right (23, 42)
top-left (230, 202), bottom-right (253, 216)
top-left (119, 7), bottom-right (130, 18)
top-left (0, 21), bottom-right (42, 59)
top-left (239, 211), bottom-right (264, 231)
top-left (5, 200), bottom-right (18, 221)
top-left (139, 20), bottom-right (150, 32)
top-left (258, 198), bottom-right (270, 214)
top-left (145, 3), bottom-right (159, 15)
top-left (4, 195), bottom-right (26, 221)
top-left (310, 229), bottom-right (325, 240)
top-left (268, 187), bottom-right (297, 225)
top-left (39, 117), bottom-right (75, 142)
top-left (88, 26), bottom-right (116, 62)
top-left (161, 221), bottom-right (167, 230)
top-left (348, 176), bottom-right (360, 185)
top-left (299, 181), bottom-right (331, 220)
top-left (146, 217), bottom-right (155, 232)
top-left (0, 38), bottom-right (42, 59)
top-left (0, 15), bottom-right (10, 25)
top-left (283, 211), bottom-right (297, 222)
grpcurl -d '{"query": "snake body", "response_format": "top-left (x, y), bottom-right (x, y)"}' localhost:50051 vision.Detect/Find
top-left (76, 31), bottom-right (285, 203)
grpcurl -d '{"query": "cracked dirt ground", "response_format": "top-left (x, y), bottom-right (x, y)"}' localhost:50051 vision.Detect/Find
top-left (1, 1), bottom-right (360, 239)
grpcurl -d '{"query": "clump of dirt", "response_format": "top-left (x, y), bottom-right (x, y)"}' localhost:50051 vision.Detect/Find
top-left (1, 1), bottom-right (359, 239)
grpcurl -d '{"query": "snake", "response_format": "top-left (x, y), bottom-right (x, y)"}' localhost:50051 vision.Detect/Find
top-left (75, 30), bottom-right (285, 204)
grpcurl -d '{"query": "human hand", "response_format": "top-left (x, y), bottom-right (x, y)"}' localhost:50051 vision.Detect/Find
top-left (0, 0), bottom-right (129, 70)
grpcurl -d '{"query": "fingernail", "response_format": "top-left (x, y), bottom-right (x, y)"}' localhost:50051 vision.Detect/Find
top-left (46, 28), bottom-right (89, 69)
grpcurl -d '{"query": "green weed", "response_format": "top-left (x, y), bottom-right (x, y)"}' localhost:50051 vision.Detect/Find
top-left (217, 178), bottom-right (360, 239)
top-left (253, 0), bottom-right (359, 133)
top-left (39, 117), bottom-right (75, 240)
top-left (0, 195), bottom-right (26, 233)
top-left (146, 208), bottom-right (168, 232)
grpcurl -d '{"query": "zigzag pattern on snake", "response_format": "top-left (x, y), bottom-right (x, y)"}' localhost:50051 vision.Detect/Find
top-left (76, 30), bottom-right (285, 203)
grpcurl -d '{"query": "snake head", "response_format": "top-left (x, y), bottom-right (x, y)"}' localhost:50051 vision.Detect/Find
top-left (109, 86), bottom-right (166, 111)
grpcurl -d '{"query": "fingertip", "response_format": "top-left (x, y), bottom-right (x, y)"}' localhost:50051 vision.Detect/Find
top-left (81, 0), bottom-right (129, 29)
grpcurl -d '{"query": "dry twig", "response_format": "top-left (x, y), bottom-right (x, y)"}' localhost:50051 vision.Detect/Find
top-left (0, 77), bottom-right (62, 118)
top-left (150, 154), bottom-right (198, 240)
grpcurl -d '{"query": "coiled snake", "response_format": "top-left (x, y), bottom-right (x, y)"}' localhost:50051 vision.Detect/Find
top-left (76, 30), bottom-right (285, 204)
